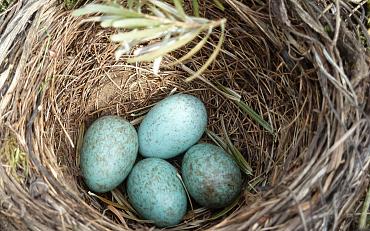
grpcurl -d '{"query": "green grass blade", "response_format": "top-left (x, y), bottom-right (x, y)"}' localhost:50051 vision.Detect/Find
top-left (72, 4), bottom-right (143, 17)
top-left (128, 29), bottom-right (202, 62)
top-left (127, 0), bottom-right (134, 9)
top-left (192, 0), bottom-right (200, 17)
top-left (359, 183), bottom-right (370, 229)
top-left (111, 18), bottom-right (162, 28)
top-left (213, 0), bottom-right (225, 11)
top-left (214, 81), bottom-right (241, 99)
top-left (149, 4), bottom-right (166, 18)
top-left (231, 146), bottom-right (253, 175)
top-left (221, 118), bottom-right (253, 175)
top-left (149, 0), bottom-right (178, 16)
top-left (247, 177), bottom-right (265, 193)
top-left (206, 130), bottom-right (229, 151)
top-left (236, 101), bottom-right (273, 134)
top-left (169, 27), bottom-right (211, 66)
top-left (185, 20), bottom-right (226, 82)
top-left (215, 81), bottom-right (273, 134)
top-left (207, 128), bottom-right (253, 176)
top-left (173, 0), bottom-right (186, 20)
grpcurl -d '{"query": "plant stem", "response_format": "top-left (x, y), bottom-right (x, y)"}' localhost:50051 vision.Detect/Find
top-left (359, 182), bottom-right (370, 229)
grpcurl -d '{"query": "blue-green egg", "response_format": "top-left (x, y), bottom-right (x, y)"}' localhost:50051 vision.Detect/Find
top-left (127, 158), bottom-right (187, 227)
top-left (138, 94), bottom-right (207, 159)
top-left (182, 143), bottom-right (242, 208)
top-left (80, 116), bottom-right (138, 193)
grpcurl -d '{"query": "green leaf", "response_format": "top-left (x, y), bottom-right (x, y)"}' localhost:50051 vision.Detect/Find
top-left (148, 4), bottom-right (166, 18)
top-left (231, 146), bottom-right (253, 175)
top-left (236, 100), bottom-right (273, 134)
top-left (127, 0), bottom-right (134, 9)
top-left (213, 0), bottom-right (225, 11)
top-left (173, 0), bottom-right (186, 20)
top-left (192, 0), bottom-right (200, 17)
top-left (220, 118), bottom-right (253, 175)
top-left (185, 20), bottom-right (226, 82)
top-left (111, 25), bottom-right (173, 43)
top-left (111, 18), bottom-right (162, 28)
top-left (149, 0), bottom-right (179, 16)
top-left (217, 84), bottom-right (242, 99)
top-left (169, 27), bottom-right (211, 66)
top-left (247, 177), bottom-right (265, 193)
top-left (359, 182), bottom-right (370, 229)
top-left (128, 29), bottom-right (203, 62)
top-left (64, 0), bottom-right (79, 10)
top-left (72, 3), bottom-right (143, 17)
top-left (215, 81), bottom-right (274, 134)
top-left (100, 16), bottom-right (125, 27)
top-left (82, 16), bottom-right (124, 28)
top-left (207, 128), bottom-right (253, 176)
top-left (82, 15), bottom-right (121, 22)
top-left (206, 130), bottom-right (229, 151)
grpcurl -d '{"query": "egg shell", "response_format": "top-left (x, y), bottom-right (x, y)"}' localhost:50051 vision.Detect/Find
top-left (127, 158), bottom-right (187, 227)
top-left (80, 116), bottom-right (138, 193)
top-left (138, 93), bottom-right (207, 159)
top-left (182, 143), bottom-right (242, 208)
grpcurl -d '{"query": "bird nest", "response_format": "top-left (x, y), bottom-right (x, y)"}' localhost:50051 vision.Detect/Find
top-left (0, 0), bottom-right (369, 230)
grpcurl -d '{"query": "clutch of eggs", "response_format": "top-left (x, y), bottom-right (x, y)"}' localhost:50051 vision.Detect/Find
top-left (80, 94), bottom-right (243, 227)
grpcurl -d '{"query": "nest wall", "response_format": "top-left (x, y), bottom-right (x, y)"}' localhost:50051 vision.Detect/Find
top-left (0, 0), bottom-right (369, 230)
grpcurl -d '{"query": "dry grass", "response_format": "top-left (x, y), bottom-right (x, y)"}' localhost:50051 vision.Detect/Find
top-left (0, 0), bottom-right (369, 230)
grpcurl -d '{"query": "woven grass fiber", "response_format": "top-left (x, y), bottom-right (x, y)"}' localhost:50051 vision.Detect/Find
top-left (1, 0), bottom-right (370, 230)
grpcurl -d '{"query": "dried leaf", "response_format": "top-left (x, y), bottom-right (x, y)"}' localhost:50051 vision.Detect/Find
top-left (289, 0), bottom-right (330, 41)
top-left (111, 189), bottom-right (137, 214)
top-left (88, 191), bottom-right (128, 210)
top-left (107, 205), bottom-right (128, 228)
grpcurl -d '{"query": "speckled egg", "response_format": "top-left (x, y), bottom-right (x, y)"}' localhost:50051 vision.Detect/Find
top-left (182, 143), bottom-right (242, 208)
top-left (138, 94), bottom-right (207, 159)
top-left (127, 158), bottom-right (187, 227)
top-left (80, 116), bottom-right (138, 193)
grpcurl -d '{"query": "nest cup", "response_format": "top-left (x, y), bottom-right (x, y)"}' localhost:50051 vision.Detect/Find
top-left (1, 0), bottom-right (370, 230)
